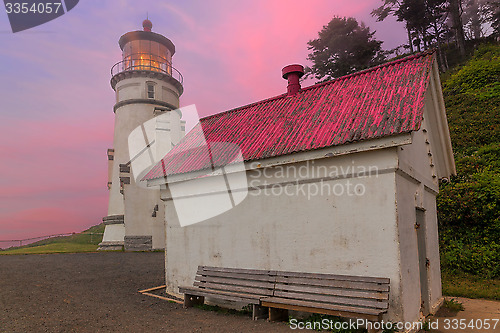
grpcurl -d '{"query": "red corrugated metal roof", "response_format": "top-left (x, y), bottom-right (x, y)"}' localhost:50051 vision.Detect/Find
top-left (145, 51), bottom-right (435, 180)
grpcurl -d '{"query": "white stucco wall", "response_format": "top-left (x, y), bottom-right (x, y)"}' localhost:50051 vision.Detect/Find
top-left (162, 147), bottom-right (411, 321)
top-left (395, 113), bottom-right (443, 321)
top-left (395, 174), bottom-right (424, 322)
top-left (423, 187), bottom-right (442, 313)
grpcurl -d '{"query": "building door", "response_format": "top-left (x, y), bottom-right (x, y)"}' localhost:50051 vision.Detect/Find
top-left (416, 207), bottom-right (430, 315)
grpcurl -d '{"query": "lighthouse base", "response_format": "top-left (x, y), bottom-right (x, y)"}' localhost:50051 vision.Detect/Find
top-left (98, 215), bottom-right (125, 251)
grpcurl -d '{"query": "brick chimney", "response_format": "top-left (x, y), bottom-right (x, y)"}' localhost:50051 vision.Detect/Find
top-left (282, 64), bottom-right (304, 96)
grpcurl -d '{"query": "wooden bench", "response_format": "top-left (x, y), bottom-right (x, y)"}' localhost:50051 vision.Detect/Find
top-left (178, 266), bottom-right (276, 320)
top-left (179, 266), bottom-right (390, 328)
top-left (260, 270), bottom-right (390, 325)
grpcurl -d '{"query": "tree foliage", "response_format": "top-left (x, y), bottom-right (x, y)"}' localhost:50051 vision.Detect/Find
top-left (306, 17), bottom-right (387, 81)
top-left (396, 0), bottom-right (448, 48)
top-left (372, 0), bottom-right (499, 64)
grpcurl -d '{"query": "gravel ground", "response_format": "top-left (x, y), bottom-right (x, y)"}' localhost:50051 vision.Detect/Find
top-left (0, 252), bottom-right (293, 333)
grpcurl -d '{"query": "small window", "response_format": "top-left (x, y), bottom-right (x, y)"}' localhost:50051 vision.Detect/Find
top-left (147, 83), bottom-right (155, 99)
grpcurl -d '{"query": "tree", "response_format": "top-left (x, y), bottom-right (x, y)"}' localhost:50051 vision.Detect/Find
top-left (396, 0), bottom-right (432, 51)
top-left (372, 0), bottom-right (477, 65)
top-left (372, 0), bottom-right (415, 52)
top-left (461, 0), bottom-right (499, 40)
top-left (484, 0), bottom-right (500, 38)
top-left (306, 17), bottom-right (387, 81)
top-left (395, 0), bottom-right (449, 68)
top-left (448, 0), bottom-right (467, 56)
top-left (463, 0), bottom-right (483, 39)
top-left (372, 0), bottom-right (450, 57)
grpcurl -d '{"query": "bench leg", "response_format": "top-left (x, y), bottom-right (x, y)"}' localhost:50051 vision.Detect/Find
top-left (183, 294), bottom-right (204, 308)
top-left (366, 320), bottom-right (382, 333)
top-left (268, 307), bottom-right (288, 322)
top-left (252, 304), bottom-right (268, 320)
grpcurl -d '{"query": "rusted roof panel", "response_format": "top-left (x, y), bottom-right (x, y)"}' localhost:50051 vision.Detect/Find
top-left (145, 51), bottom-right (434, 180)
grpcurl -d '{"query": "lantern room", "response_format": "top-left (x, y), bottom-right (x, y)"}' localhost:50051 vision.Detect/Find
top-left (110, 20), bottom-right (183, 93)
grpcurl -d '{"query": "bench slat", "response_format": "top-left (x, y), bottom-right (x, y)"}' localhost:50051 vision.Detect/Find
top-left (274, 283), bottom-right (388, 300)
top-left (274, 290), bottom-right (389, 310)
top-left (200, 266), bottom-right (271, 276)
top-left (179, 286), bottom-right (261, 304)
top-left (196, 269), bottom-right (277, 282)
top-left (276, 276), bottom-right (389, 292)
top-left (196, 275), bottom-right (275, 289)
top-left (261, 297), bottom-right (382, 322)
top-left (261, 296), bottom-right (385, 316)
top-left (275, 271), bottom-right (390, 284)
top-left (193, 281), bottom-right (273, 296)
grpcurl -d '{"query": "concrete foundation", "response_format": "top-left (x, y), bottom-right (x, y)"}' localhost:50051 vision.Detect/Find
top-left (124, 236), bottom-right (153, 251)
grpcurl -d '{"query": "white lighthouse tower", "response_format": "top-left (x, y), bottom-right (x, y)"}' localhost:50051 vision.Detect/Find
top-left (99, 20), bottom-right (185, 251)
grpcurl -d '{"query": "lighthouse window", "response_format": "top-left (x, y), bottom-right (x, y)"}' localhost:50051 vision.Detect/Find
top-left (147, 83), bottom-right (155, 99)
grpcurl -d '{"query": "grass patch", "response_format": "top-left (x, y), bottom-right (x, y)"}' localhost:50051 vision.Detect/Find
top-left (442, 271), bottom-right (500, 300)
top-left (0, 243), bottom-right (98, 255)
top-left (0, 224), bottom-right (105, 255)
top-left (22, 223), bottom-right (105, 248)
top-left (443, 298), bottom-right (465, 312)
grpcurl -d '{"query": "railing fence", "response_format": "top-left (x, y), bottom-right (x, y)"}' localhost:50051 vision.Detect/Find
top-left (0, 232), bottom-right (104, 249)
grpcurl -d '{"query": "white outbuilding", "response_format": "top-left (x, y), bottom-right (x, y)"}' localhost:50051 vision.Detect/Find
top-left (144, 51), bottom-right (455, 325)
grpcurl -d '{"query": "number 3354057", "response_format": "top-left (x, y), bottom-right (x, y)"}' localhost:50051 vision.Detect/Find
top-left (5, 2), bottom-right (63, 14)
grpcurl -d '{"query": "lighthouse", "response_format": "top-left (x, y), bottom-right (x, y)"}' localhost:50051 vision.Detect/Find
top-left (99, 20), bottom-right (185, 251)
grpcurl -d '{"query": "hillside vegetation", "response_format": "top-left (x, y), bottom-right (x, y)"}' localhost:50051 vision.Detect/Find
top-left (437, 43), bottom-right (500, 298)
top-left (441, 44), bottom-right (500, 155)
top-left (0, 224), bottom-right (104, 255)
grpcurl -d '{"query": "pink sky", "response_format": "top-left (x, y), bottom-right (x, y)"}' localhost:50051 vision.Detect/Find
top-left (0, 0), bottom-right (407, 242)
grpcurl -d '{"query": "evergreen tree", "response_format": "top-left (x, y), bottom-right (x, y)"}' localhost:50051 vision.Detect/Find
top-left (448, 0), bottom-right (467, 56)
top-left (306, 17), bottom-right (386, 81)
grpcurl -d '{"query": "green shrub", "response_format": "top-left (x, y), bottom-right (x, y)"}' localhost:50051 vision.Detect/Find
top-left (437, 144), bottom-right (500, 279)
top-left (437, 43), bottom-right (500, 280)
top-left (442, 43), bottom-right (500, 95)
top-left (441, 44), bottom-right (500, 156)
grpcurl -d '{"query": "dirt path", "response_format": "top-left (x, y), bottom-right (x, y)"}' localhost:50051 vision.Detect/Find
top-left (427, 297), bottom-right (500, 333)
top-left (0, 252), bottom-right (292, 332)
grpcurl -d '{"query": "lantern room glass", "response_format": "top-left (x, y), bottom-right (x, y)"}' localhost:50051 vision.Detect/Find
top-left (122, 40), bottom-right (172, 74)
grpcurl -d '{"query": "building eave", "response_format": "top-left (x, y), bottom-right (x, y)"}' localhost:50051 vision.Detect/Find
top-left (424, 58), bottom-right (456, 179)
top-left (145, 133), bottom-right (413, 187)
